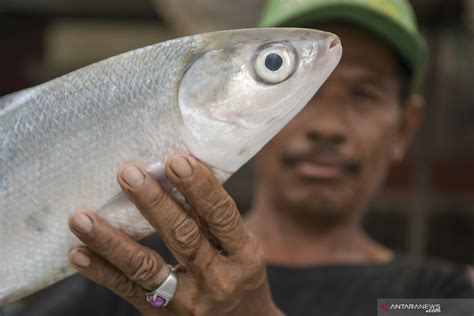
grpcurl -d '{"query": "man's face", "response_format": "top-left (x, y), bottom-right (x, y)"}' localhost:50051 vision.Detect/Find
top-left (254, 24), bottom-right (421, 222)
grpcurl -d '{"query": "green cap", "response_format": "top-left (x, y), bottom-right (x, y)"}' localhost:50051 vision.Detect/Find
top-left (260, 0), bottom-right (427, 87)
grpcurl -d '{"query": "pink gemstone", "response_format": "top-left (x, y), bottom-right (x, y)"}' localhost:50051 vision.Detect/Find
top-left (148, 295), bottom-right (166, 307)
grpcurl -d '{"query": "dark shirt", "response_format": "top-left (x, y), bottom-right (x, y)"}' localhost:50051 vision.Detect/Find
top-left (11, 234), bottom-right (474, 316)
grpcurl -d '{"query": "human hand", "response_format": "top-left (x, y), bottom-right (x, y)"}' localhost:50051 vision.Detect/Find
top-left (67, 155), bottom-right (283, 316)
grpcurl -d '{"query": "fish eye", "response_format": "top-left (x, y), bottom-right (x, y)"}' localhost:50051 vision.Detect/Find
top-left (265, 53), bottom-right (283, 71)
top-left (254, 42), bottom-right (297, 85)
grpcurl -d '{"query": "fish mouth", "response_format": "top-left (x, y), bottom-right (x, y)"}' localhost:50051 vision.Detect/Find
top-left (329, 36), bottom-right (342, 50)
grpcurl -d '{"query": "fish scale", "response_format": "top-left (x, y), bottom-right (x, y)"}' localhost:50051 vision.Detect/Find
top-left (0, 28), bottom-right (342, 303)
top-left (1, 36), bottom-right (193, 302)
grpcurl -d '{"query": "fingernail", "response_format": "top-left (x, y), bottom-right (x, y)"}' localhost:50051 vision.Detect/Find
top-left (72, 250), bottom-right (91, 268)
top-left (73, 213), bottom-right (93, 234)
top-left (122, 165), bottom-right (145, 188)
top-left (170, 156), bottom-right (192, 178)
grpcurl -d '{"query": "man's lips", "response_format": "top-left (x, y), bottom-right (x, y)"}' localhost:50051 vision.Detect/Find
top-left (282, 154), bottom-right (361, 180)
top-left (293, 160), bottom-right (345, 179)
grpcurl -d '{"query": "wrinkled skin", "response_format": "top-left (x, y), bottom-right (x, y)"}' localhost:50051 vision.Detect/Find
top-left (68, 156), bottom-right (282, 316)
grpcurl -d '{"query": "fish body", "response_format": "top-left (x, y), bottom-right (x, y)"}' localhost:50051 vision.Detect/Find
top-left (0, 28), bottom-right (342, 303)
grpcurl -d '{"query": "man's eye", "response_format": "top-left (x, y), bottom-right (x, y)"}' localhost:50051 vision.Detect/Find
top-left (352, 88), bottom-right (371, 98)
top-left (351, 87), bottom-right (379, 102)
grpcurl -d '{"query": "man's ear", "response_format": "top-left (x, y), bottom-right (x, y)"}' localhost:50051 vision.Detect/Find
top-left (391, 94), bottom-right (425, 163)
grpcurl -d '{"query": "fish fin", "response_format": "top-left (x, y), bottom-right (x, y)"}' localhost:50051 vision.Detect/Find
top-left (96, 162), bottom-right (185, 240)
top-left (97, 192), bottom-right (155, 240)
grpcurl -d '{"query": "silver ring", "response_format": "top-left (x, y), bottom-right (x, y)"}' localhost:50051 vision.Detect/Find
top-left (145, 265), bottom-right (178, 307)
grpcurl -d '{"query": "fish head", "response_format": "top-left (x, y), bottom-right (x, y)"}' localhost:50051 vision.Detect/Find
top-left (178, 28), bottom-right (342, 173)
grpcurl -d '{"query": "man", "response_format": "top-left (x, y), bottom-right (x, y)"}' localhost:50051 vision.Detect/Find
top-left (12, 0), bottom-right (474, 316)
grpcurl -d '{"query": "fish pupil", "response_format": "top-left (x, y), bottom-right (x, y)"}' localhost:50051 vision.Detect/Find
top-left (265, 53), bottom-right (283, 71)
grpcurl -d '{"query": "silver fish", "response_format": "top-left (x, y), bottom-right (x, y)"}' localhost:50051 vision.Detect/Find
top-left (0, 28), bottom-right (342, 303)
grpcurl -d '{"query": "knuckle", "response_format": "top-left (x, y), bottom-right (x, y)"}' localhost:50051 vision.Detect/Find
top-left (170, 215), bottom-right (201, 252)
top-left (97, 231), bottom-right (118, 256)
top-left (137, 186), bottom-right (167, 213)
top-left (104, 272), bottom-right (137, 299)
top-left (253, 251), bottom-right (266, 270)
top-left (246, 238), bottom-right (265, 267)
top-left (127, 249), bottom-right (159, 283)
top-left (220, 283), bottom-right (236, 298)
top-left (248, 255), bottom-right (266, 281)
top-left (212, 281), bottom-right (237, 303)
top-left (206, 195), bottom-right (237, 225)
top-left (232, 234), bottom-right (265, 271)
top-left (242, 241), bottom-right (267, 287)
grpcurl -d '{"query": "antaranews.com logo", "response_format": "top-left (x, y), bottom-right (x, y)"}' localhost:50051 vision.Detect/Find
top-left (379, 301), bottom-right (441, 313)
top-left (378, 299), bottom-right (474, 315)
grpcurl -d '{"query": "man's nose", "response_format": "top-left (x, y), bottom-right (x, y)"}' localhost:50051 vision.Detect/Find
top-left (303, 96), bottom-right (347, 145)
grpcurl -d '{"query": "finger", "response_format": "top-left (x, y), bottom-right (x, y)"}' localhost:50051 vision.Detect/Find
top-left (69, 247), bottom-right (169, 315)
top-left (116, 164), bottom-right (218, 269)
top-left (166, 155), bottom-right (249, 255)
top-left (69, 209), bottom-right (170, 291)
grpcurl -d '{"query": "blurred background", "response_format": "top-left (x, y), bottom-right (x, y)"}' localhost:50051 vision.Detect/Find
top-left (0, 0), bottom-right (473, 303)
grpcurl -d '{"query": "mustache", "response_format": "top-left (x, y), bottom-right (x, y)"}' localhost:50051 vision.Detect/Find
top-left (281, 144), bottom-right (361, 175)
